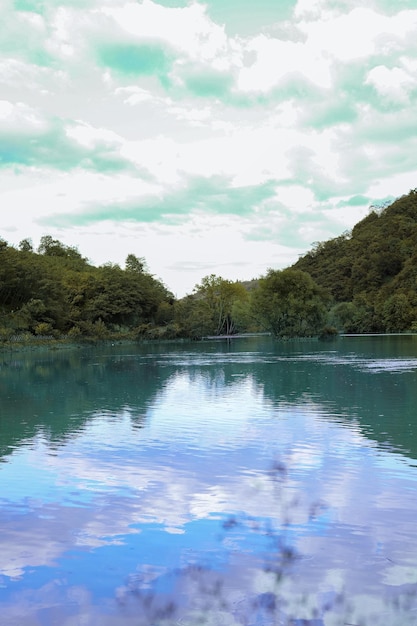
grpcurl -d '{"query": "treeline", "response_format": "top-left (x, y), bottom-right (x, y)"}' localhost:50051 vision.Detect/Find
top-left (1, 189), bottom-right (417, 342)
top-left (0, 236), bottom-right (174, 341)
top-left (293, 188), bottom-right (417, 333)
top-left (0, 236), bottom-right (330, 342)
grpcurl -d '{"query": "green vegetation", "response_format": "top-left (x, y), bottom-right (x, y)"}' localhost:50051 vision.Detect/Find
top-left (251, 268), bottom-right (329, 338)
top-left (293, 188), bottom-right (417, 333)
top-left (174, 274), bottom-right (254, 339)
top-left (0, 235), bottom-right (174, 343)
top-left (1, 188), bottom-right (417, 343)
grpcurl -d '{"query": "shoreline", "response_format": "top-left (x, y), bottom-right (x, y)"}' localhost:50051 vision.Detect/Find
top-left (2, 331), bottom-right (417, 356)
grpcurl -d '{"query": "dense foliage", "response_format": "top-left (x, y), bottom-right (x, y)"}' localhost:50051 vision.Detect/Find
top-left (2, 190), bottom-right (416, 342)
top-left (174, 274), bottom-right (254, 339)
top-left (0, 236), bottom-right (174, 341)
top-left (0, 234), bottom-right (326, 341)
top-left (251, 269), bottom-right (329, 338)
top-left (293, 189), bottom-right (417, 333)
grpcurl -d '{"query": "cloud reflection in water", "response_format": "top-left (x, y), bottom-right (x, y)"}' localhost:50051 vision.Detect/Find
top-left (1, 340), bottom-right (417, 624)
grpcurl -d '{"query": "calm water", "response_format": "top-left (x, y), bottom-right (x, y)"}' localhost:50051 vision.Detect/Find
top-left (1, 336), bottom-right (417, 625)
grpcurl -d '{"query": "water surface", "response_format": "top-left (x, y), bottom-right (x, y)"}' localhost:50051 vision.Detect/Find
top-left (1, 336), bottom-right (417, 625)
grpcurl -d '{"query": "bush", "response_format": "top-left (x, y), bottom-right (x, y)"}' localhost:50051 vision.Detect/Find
top-left (34, 322), bottom-right (54, 336)
top-left (0, 327), bottom-right (12, 343)
top-left (67, 325), bottom-right (83, 339)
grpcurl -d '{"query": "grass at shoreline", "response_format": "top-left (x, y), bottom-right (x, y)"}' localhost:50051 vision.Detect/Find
top-left (0, 334), bottom-right (133, 353)
top-left (2, 331), bottom-right (415, 356)
top-left (0, 332), bottom-right (196, 354)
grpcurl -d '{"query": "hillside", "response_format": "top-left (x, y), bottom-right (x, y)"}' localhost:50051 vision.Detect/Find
top-left (293, 188), bottom-right (417, 332)
top-left (0, 236), bottom-right (174, 341)
top-left (2, 189), bottom-right (417, 341)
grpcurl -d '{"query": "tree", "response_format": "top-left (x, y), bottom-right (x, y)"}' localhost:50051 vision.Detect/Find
top-left (193, 275), bottom-right (249, 336)
top-left (382, 293), bottom-right (413, 332)
top-left (329, 302), bottom-right (359, 333)
top-left (174, 296), bottom-right (215, 339)
top-left (19, 238), bottom-right (33, 252)
top-left (251, 269), bottom-right (329, 338)
top-left (38, 235), bottom-right (84, 261)
top-left (125, 254), bottom-right (146, 273)
top-left (0, 233), bottom-right (174, 338)
top-left (293, 189), bottom-right (417, 333)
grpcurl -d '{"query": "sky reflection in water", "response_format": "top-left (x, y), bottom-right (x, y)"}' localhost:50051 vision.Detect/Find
top-left (1, 337), bottom-right (417, 625)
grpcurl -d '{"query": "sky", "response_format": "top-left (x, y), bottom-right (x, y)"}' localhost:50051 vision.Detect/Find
top-left (1, 0), bottom-right (417, 296)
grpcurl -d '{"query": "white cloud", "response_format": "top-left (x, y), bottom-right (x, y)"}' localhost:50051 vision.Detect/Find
top-left (368, 171), bottom-right (417, 200)
top-left (275, 185), bottom-right (315, 213)
top-left (1, 0), bottom-right (416, 294)
top-left (298, 7), bottom-right (417, 62)
top-left (100, 0), bottom-right (228, 61)
top-left (65, 120), bottom-right (124, 148)
top-left (121, 135), bottom-right (182, 183)
top-left (237, 34), bottom-right (331, 92)
top-left (0, 99), bottom-right (13, 118)
top-left (301, 8), bottom-right (382, 60)
top-left (45, 10), bottom-right (78, 59)
top-left (115, 85), bottom-right (154, 104)
top-left (366, 65), bottom-right (416, 104)
top-left (0, 99), bottom-right (46, 131)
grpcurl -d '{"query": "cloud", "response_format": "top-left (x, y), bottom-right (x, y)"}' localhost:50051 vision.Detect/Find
top-left (97, 41), bottom-right (173, 81)
top-left (33, 165), bottom-right (357, 258)
top-left (14, 0), bottom-right (97, 11)
top-left (283, 145), bottom-right (341, 202)
top-left (39, 176), bottom-right (278, 227)
top-left (0, 101), bottom-right (137, 173)
top-left (1, 0), bottom-right (417, 295)
top-left (0, 1), bottom-right (52, 66)
top-left (100, 1), bottom-right (228, 62)
top-left (237, 36), bottom-right (331, 94)
top-left (334, 106), bottom-right (417, 196)
top-left (365, 65), bottom-right (417, 105)
top-left (337, 195), bottom-right (370, 208)
top-left (243, 199), bottom-right (345, 249)
top-left (204, 0), bottom-right (297, 36)
top-left (182, 65), bottom-right (235, 98)
top-left (300, 94), bottom-right (358, 129)
top-left (377, 0), bottom-right (417, 12)
top-left (167, 260), bottom-right (223, 273)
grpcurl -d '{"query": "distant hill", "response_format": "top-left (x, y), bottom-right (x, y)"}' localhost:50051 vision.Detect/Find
top-left (292, 188), bottom-right (417, 332)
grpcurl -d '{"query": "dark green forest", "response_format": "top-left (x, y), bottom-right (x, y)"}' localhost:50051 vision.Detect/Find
top-left (293, 188), bottom-right (417, 333)
top-left (1, 188), bottom-right (417, 343)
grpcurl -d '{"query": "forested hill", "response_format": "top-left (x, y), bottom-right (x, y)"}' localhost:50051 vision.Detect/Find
top-left (0, 236), bottom-right (174, 340)
top-left (293, 188), bottom-right (417, 332)
top-left (2, 189), bottom-right (417, 342)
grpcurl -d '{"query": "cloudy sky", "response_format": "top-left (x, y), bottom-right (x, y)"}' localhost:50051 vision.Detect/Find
top-left (1, 0), bottom-right (416, 295)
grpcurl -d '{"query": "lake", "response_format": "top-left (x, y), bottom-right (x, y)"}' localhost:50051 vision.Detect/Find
top-left (1, 335), bottom-right (417, 625)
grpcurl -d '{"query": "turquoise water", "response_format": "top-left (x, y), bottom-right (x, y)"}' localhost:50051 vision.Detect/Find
top-left (1, 336), bottom-right (417, 625)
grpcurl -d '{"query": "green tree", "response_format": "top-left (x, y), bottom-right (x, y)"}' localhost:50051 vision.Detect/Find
top-left (251, 269), bottom-right (329, 338)
top-left (174, 296), bottom-right (215, 339)
top-left (38, 235), bottom-right (84, 262)
top-left (0, 233), bottom-right (175, 339)
top-left (293, 189), bottom-right (417, 333)
top-left (125, 254), bottom-right (146, 273)
top-left (231, 296), bottom-right (259, 333)
top-left (193, 275), bottom-right (249, 336)
top-left (382, 293), bottom-right (413, 332)
top-left (329, 302), bottom-right (359, 333)
top-left (19, 238), bottom-right (33, 252)
top-left (351, 293), bottom-right (383, 333)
